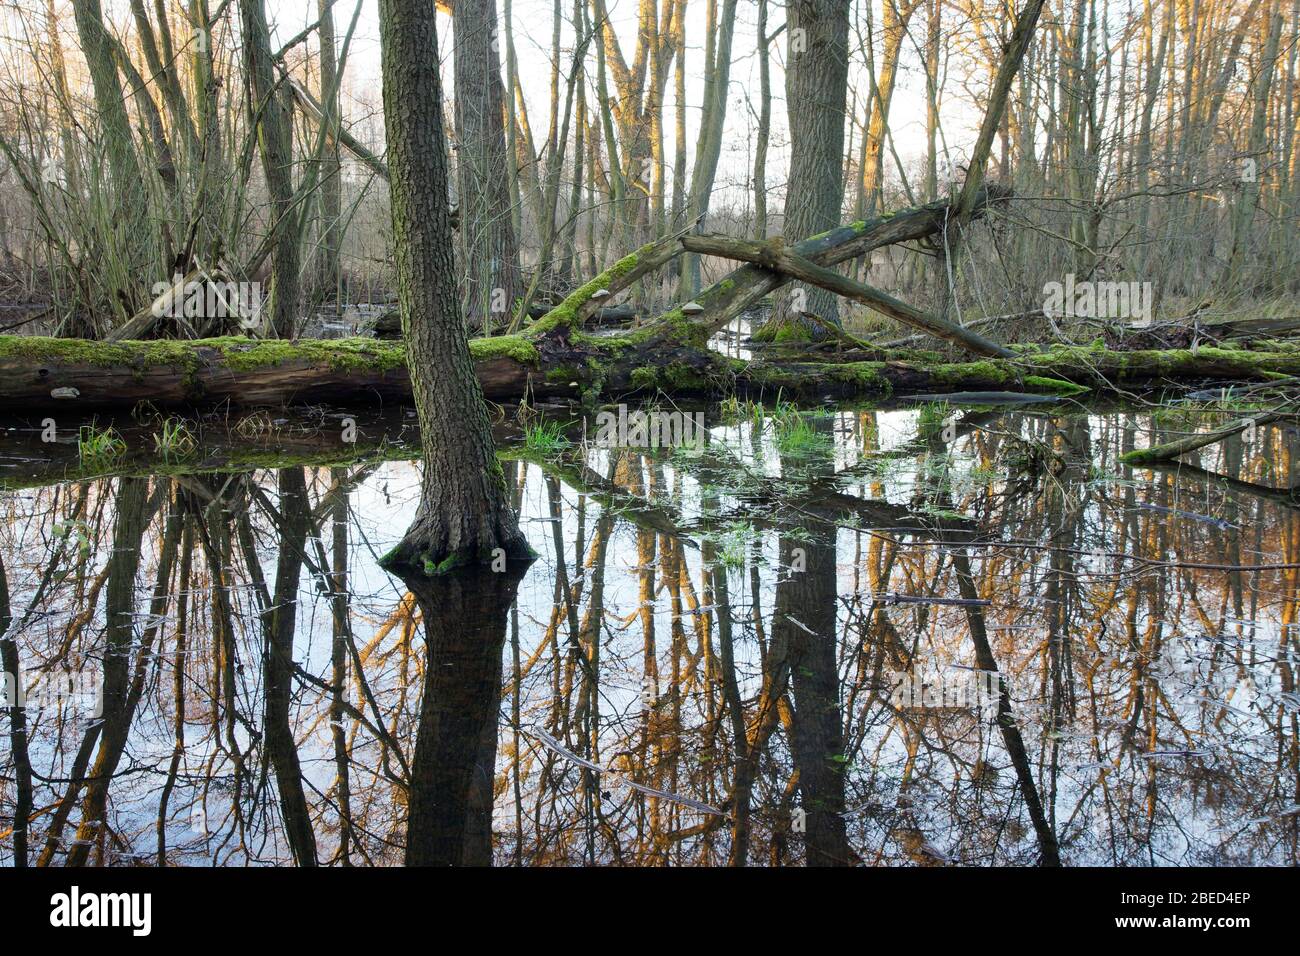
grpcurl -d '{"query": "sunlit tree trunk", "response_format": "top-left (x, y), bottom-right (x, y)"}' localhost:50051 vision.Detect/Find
top-left (861, 0), bottom-right (921, 216)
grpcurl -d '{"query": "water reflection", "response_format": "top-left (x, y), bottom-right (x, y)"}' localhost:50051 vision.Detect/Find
top-left (402, 563), bottom-right (529, 866)
top-left (1, 401), bottom-right (1298, 866)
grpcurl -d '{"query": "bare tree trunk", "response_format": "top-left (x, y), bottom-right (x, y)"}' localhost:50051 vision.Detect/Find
top-left (761, 0), bottom-right (850, 333)
top-left (860, 0), bottom-right (921, 215)
top-left (684, 0), bottom-right (740, 293)
top-left (453, 0), bottom-right (524, 333)
top-left (240, 0), bottom-right (303, 338)
top-left (753, 0), bottom-right (772, 239)
top-left (377, 0), bottom-right (532, 571)
top-left (71, 0), bottom-right (142, 323)
top-left (317, 0), bottom-right (343, 305)
top-left (71, 0), bottom-right (137, 197)
top-left (1229, 1), bottom-right (1284, 280)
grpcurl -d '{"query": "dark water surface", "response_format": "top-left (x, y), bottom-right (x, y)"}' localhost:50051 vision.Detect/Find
top-left (1, 397), bottom-right (1297, 866)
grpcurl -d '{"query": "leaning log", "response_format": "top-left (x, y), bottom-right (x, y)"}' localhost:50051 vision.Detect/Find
top-left (680, 234), bottom-right (1014, 357)
top-left (653, 186), bottom-right (1013, 344)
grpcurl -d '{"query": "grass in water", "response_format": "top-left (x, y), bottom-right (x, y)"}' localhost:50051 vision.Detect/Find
top-left (709, 522), bottom-right (758, 570)
top-left (152, 418), bottom-right (197, 460)
top-left (523, 420), bottom-right (570, 455)
top-left (78, 424), bottom-right (126, 467)
top-left (772, 402), bottom-right (832, 458)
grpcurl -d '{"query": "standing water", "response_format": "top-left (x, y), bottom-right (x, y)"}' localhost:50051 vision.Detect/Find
top-left (0, 398), bottom-right (1297, 866)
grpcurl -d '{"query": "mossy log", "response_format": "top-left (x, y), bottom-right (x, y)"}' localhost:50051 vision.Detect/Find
top-left (4, 333), bottom-right (1300, 410)
top-left (657, 186), bottom-right (1014, 344)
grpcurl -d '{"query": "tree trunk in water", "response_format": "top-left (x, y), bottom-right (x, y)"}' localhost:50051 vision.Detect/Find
top-left (453, 0), bottom-right (524, 333)
top-left (377, 0), bottom-right (531, 572)
top-left (952, 548), bottom-right (1061, 866)
top-left (64, 478), bottom-right (154, 866)
top-left (778, 421), bottom-right (852, 865)
top-left (0, 557), bottom-right (32, 867)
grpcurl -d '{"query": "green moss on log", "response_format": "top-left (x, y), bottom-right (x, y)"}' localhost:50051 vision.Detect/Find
top-left (0, 336), bottom-right (205, 367)
top-left (528, 247), bottom-right (648, 334)
top-left (827, 363), bottom-right (893, 395)
top-left (930, 360), bottom-right (1018, 388)
top-left (630, 361), bottom-right (716, 392)
top-left (1118, 448), bottom-right (1166, 465)
top-left (469, 334), bottom-right (540, 365)
top-left (1021, 375), bottom-right (1090, 396)
top-left (216, 337), bottom-right (407, 373)
top-left (0, 335), bottom-right (410, 374)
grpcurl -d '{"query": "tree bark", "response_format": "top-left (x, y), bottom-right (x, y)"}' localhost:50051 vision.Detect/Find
top-left (377, 0), bottom-right (531, 571)
top-left (316, 0), bottom-right (343, 303)
top-left (453, 0), bottom-right (524, 333)
top-left (240, 0), bottom-right (303, 338)
top-left (766, 0), bottom-right (850, 328)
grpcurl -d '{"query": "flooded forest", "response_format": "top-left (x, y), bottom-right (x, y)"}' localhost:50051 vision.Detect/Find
top-left (0, 0), bottom-right (1298, 871)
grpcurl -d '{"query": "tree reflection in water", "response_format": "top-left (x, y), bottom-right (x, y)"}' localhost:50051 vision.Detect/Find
top-left (401, 562), bottom-right (529, 866)
top-left (1, 404), bottom-right (1298, 866)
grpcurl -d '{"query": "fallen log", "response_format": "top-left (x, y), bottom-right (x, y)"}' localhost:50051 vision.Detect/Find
top-left (518, 228), bottom-right (691, 334)
top-left (4, 334), bottom-right (1300, 410)
top-left (364, 302), bottom-right (638, 339)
